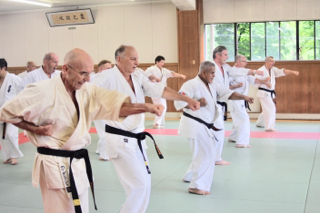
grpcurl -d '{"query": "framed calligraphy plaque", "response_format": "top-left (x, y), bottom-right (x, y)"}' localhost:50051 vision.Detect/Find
top-left (46, 8), bottom-right (94, 27)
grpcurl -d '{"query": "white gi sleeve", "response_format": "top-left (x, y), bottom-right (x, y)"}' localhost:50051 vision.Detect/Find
top-left (273, 67), bottom-right (286, 77)
top-left (228, 66), bottom-right (251, 77)
top-left (214, 82), bottom-right (235, 102)
top-left (163, 68), bottom-right (174, 78)
top-left (144, 67), bottom-right (154, 78)
top-left (174, 81), bottom-right (195, 111)
top-left (247, 75), bottom-right (256, 85)
top-left (141, 74), bottom-right (165, 98)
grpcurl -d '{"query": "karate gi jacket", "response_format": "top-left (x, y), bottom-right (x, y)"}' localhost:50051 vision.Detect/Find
top-left (256, 65), bottom-right (285, 98)
top-left (144, 65), bottom-right (173, 87)
top-left (0, 75), bottom-right (130, 194)
top-left (174, 76), bottom-right (234, 139)
top-left (91, 66), bottom-right (165, 158)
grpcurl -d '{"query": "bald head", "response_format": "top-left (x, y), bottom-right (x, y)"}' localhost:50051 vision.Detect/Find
top-left (64, 48), bottom-right (94, 71)
top-left (26, 61), bottom-right (36, 72)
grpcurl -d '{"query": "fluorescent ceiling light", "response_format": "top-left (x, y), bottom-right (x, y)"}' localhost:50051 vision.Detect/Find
top-left (10, 0), bottom-right (52, 7)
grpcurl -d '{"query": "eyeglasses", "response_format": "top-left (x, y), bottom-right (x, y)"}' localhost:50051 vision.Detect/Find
top-left (67, 64), bottom-right (90, 77)
top-left (240, 60), bottom-right (247, 63)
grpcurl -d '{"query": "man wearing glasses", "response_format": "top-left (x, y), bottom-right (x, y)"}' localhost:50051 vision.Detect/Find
top-left (0, 48), bottom-right (164, 213)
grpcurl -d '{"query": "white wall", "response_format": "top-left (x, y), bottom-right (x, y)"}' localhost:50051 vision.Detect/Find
top-left (204, 0), bottom-right (320, 24)
top-left (0, 2), bottom-right (178, 67)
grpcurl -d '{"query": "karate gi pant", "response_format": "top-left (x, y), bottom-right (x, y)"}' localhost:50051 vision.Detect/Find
top-left (213, 105), bottom-right (225, 161)
top-left (255, 96), bottom-right (276, 130)
top-left (112, 144), bottom-right (151, 213)
top-left (0, 123), bottom-right (23, 161)
top-left (151, 97), bottom-right (166, 126)
top-left (229, 100), bottom-right (250, 145)
top-left (183, 125), bottom-right (216, 192)
top-left (94, 120), bottom-right (109, 159)
top-left (39, 164), bottom-right (89, 213)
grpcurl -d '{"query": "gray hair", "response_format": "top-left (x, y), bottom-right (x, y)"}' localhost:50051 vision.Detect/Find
top-left (198, 61), bottom-right (215, 75)
top-left (265, 56), bottom-right (274, 62)
top-left (43, 53), bottom-right (55, 62)
top-left (235, 54), bottom-right (245, 63)
top-left (114, 45), bottom-right (127, 60)
top-left (212, 46), bottom-right (227, 59)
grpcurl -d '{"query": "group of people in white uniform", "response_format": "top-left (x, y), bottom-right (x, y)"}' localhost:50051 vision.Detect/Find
top-left (0, 44), bottom-right (299, 213)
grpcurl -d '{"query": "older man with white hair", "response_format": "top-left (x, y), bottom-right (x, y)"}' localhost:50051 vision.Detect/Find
top-left (255, 56), bottom-right (299, 132)
top-left (175, 61), bottom-right (253, 195)
top-left (228, 55), bottom-right (271, 148)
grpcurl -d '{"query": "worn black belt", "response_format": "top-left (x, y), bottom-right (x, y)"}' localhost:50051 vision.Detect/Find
top-left (105, 124), bottom-right (163, 174)
top-left (2, 122), bottom-right (6, 139)
top-left (258, 87), bottom-right (276, 99)
top-left (183, 111), bottom-right (221, 131)
top-left (217, 101), bottom-right (228, 121)
top-left (244, 101), bottom-right (251, 111)
top-left (37, 147), bottom-right (97, 213)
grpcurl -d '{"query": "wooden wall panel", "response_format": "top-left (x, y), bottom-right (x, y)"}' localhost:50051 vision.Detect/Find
top-left (9, 60), bottom-right (319, 114)
top-left (227, 61), bottom-right (320, 114)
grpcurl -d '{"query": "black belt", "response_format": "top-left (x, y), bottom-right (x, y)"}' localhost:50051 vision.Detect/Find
top-left (37, 147), bottom-right (97, 213)
top-left (2, 122), bottom-right (6, 139)
top-left (258, 87), bottom-right (276, 99)
top-left (244, 101), bottom-right (251, 111)
top-left (217, 101), bottom-right (228, 121)
top-left (105, 124), bottom-right (163, 174)
top-left (183, 112), bottom-right (221, 131)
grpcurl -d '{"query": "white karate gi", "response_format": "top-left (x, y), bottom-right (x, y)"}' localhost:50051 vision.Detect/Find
top-left (17, 70), bottom-right (28, 79)
top-left (22, 66), bottom-right (61, 88)
top-left (174, 76), bottom-right (233, 191)
top-left (144, 65), bottom-right (173, 126)
top-left (92, 66), bottom-right (165, 213)
top-left (213, 62), bottom-right (249, 161)
top-left (0, 75), bottom-right (129, 213)
top-left (228, 72), bottom-right (256, 145)
top-left (0, 73), bottom-right (24, 161)
top-left (255, 65), bottom-right (285, 130)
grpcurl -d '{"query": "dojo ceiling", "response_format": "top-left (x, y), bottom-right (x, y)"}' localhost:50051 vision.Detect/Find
top-left (0, 0), bottom-right (171, 13)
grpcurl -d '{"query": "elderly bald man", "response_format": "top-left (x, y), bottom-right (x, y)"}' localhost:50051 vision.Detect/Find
top-left (18, 61), bottom-right (36, 79)
top-left (22, 52), bottom-right (60, 89)
top-left (0, 48), bottom-right (164, 213)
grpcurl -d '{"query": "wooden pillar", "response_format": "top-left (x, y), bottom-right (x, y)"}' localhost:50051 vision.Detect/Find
top-left (177, 0), bottom-right (204, 86)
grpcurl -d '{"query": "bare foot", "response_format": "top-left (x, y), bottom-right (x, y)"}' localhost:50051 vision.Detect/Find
top-left (188, 188), bottom-right (210, 195)
top-left (265, 129), bottom-right (277, 132)
top-left (215, 160), bottom-right (230, 165)
top-left (236, 144), bottom-right (251, 148)
top-left (3, 159), bottom-right (11, 164)
top-left (10, 158), bottom-right (18, 165)
top-left (99, 158), bottom-right (110, 161)
top-left (228, 139), bottom-right (236, 143)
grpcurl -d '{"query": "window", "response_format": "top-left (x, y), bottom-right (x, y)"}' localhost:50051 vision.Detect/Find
top-left (251, 23), bottom-right (265, 60)
top-left (236, 23), bottom-right (250, 60)
top-left (299, 21), bottom-right (315, 60)
top-left (280, 21), bottom-right (296, 60)
top-left (205, 20), bottom-right (320, 61)
top-left (205, 23), bottom-right (235, 62)
top-left (266, 22), bottom-right (280, 60)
